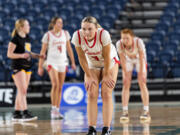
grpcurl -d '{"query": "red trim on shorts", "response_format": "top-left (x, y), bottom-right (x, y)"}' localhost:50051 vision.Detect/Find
top-left (113, 57), bottom-right (121, 65)
top-left (47, 65), bottom-right (52, 72)
top-left (99, 29), bottom-right (104, 46)
top-left (84, 32), bottom-right (97, 48)
top-left (77, 30), bottom-right (81, 45)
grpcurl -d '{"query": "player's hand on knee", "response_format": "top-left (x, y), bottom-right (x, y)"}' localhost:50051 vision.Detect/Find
top-left (85, 77), bottom-right (97, 91)
top-left (102, 75), bottom-right (115, 89)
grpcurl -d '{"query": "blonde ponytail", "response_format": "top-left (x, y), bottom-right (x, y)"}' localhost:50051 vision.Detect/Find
top-left (11, 19), bottom-right (26, 37)
top-left (11, 29), bottom-right (17, 37)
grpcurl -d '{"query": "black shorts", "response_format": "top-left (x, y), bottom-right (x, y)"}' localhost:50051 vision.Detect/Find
top-left (11, 68), bottom-right (32, 78)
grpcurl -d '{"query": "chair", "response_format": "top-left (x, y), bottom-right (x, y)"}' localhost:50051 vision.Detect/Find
top-left (63, 25), bottom-right (75, 36)
top-left (90, 6), bottom-right (103, 20)
top-left (68, 17), bottom-right (81, 30)
top-left (100, 15), bottom-right (114, 30)
top-left (155, 22), bottom-right (169, 32)
top-left (0, 28), bottom-right (9, 41)
top-left (42, 9), bottom-right (55, 21)
top-left (34, 17), bottom-right (49, 32)
top-left (48, 1), bottom-right (62, 12)
top-left (10, 10), bottom-right (23, 20)
top-left (3, 18), bottom-right (15, 31)
top-left (106, 6), bottom-right (120, 20)
top-left (164, 3), bottom-right (178, 15)
top-left (160, 13), bottom-right (175, 26)
top-left (95, 0), bottom-right (107, 10)
top-left (158, 50), bottom-right (174, 65)
top-left (146, 41), bottom-right (162, 53)
top-left (18, 2), bottom-right (30, 9)
top-left (33, 1), bottom-right (45, 13)
top-left (30, 26), bottom-right (42, 41)
top-left (2, 2), bottom-right (15, 10)
top-left (0, 10), bottom-right (7, 19)
top-left (173, 22), bottom-right (180, 34)
top-left (168, 32), bottom-right (180, 41)
top-left (111, 0), bottom-right (127, 10)
top-left (172, 67), bottom-right (180, 78)
top-left (57, 8), bottom-right (72, 22)
top-left (78, 0), bottom-right (92, 12)
top-left (163, 42), bottom-right (178, 53)
top-left (64, 0), bottom-right (76, 12)
top-left (151, 31), bottom-right (165, 41)
top-left (74, 8), bottom-right (87, 20)
top-left (152, 63), bottom-right (170, 78)
top-left (147, 50), bottom-right (156, 64)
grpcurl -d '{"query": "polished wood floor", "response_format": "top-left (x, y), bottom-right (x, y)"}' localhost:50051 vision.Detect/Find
top-left (1, 103), bottom-right (180, 135)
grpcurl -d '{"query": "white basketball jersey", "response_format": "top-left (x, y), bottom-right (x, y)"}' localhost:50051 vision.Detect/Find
top-left (116, 37), bottom-right (146, 61)
top-left (42, 30), bottom-right (70, 66)
top-left (71, 28), bottom-right (118, 68)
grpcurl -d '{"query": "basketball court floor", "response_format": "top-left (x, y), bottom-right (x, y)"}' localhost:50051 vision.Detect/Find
top-left (0, 103), bottom-right (180, 135)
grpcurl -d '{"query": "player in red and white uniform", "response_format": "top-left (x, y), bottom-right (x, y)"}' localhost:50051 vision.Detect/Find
top-left (116, 28), bottom-right (150, 122)
top-left (71, 16), bottom-right (119, 135)
top-left (38, 17), bottom-right (76, 119)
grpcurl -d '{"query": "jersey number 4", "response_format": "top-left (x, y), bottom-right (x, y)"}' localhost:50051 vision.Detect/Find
top-left (58, 46), bottom-right (62, 53)
top-left (91, 56), bottom-right (99, 61)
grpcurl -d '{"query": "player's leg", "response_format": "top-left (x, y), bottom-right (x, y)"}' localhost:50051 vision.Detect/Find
top-left (86, 69), bottom-right (101, 135)
top-left (101, 63), bottom-right (118, 135)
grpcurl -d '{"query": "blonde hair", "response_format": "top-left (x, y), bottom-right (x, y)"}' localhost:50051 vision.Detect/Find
top-left (82, 16), bottom-right (101, 28)
top-left (48, 16), bottom-right (62, 30)
top-left (121, 28), bottom-right (134, 37)
top-left (11, 19), bottom-right (26, 37)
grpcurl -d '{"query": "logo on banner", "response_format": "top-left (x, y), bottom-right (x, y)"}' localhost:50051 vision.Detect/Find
top-left (0, 88), bottom-right (13, 104)
top-left (63, 86), bottom-right (84, 105)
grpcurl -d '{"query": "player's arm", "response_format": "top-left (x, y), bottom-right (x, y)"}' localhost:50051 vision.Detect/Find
top-left (7, 42), bottom-right (29, 59)
top-left (66, 40), bottom-right (76, 69)
top-left (118, 52), bottom-right (126, 72)
top-left (138, 39), bottom-right (146, 73)
top-left (102, 44), bottom-right (111, 75)
top-left (38, 43), bottom-right (48, 69)
top-left (75, 46), bottom-right (91, 77)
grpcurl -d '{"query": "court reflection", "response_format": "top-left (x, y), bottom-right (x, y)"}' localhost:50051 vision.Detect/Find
top-left (51, 120), bottom-right (62, 135)
top-left (121, 122), bottom-right (150, 135)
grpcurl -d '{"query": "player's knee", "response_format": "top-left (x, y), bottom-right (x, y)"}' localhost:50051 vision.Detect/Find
top-left (123, 78), bottom-right (131, 88)
top-left (101, 91), bottom-right (112, 100)
top-left (19, 87), bottom-right (27, 95)
top-left (88, 91), bottom-right (98, 100)
top-left (51, 82), bottom-right (58, 89)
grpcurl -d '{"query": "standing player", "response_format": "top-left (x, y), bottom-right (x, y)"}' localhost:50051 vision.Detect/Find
top-left (71, 16), bottom-right (119, 135)
top-left (7, 19), bottom-right (44, 122)
top-left (38, 17), bottom-right (76, 119)
top-left (116, 28), bottom-right (150, 122)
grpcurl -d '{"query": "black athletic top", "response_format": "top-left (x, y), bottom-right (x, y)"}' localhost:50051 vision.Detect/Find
top-left (10, 33), bottom-right (32, 70)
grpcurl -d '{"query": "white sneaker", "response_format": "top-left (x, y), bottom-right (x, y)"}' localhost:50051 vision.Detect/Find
top-left (55, 109), bottom-right (63, 119)
top-left (51, 109), bottom-right (58, 119)
top-left (51, 109), bottom-right (63, 119)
